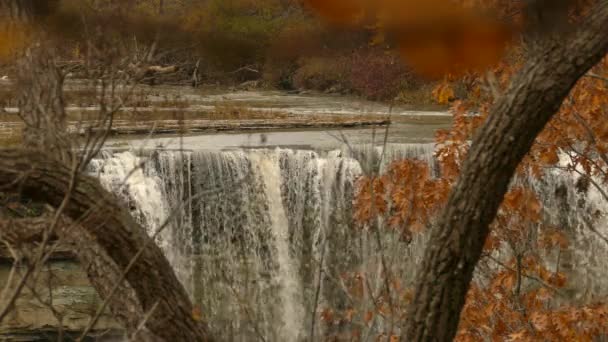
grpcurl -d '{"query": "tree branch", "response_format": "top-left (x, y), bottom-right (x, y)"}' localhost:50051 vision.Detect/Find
top-left (0, 148), bottom-right (213, 341)
top-left (404, 1), bottom-right (608, 340)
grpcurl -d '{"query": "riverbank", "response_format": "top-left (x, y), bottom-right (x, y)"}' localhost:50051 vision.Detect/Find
top-left (1, 85), bottom-right (452, 147)
top-left (0, 258), bottom-right (122, 341)
top-left (0, 116), bottom-right (391, 147)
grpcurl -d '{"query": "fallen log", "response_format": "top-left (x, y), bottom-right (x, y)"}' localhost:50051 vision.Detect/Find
top-left (0, 118), bottom-right (391, 137)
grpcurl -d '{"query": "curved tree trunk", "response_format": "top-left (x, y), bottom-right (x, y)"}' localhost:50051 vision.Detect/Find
top-left (2, 2), bottom-right (212, 340)
top-left (0, 149), bottom-right (213, 341)
top-left (0, 215), bottom-right (147, 336)
top-left (404, 2), bottom-right (608, 341)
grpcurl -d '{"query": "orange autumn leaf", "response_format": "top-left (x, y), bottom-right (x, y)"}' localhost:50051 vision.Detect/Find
top-left (433, 81), bottom-right (456, 104)
top-left (483, 235), bottom-right (501, 251)
top-left (502, 187), bottom-right (542, 222)
top-left (321, 308), bottom-right (334, 323)
top-left (539, 147), bottom-right (560, 165)
top-left (540, 229), bottom-right (569, 250)
top-left (345, 308), bottom-right (356, 322)
top-left (508, 330), bottom-right (529, 341)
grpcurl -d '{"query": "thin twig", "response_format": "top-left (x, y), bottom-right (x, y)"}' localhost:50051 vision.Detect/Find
top-left (129, 301), bottom-right (160, 341)
top-left (585, 73), bottom-right (608, 83)
top-left (76, 176), bottom-right (244, 340)
top-left (484, 254), bottom-right (566, 297)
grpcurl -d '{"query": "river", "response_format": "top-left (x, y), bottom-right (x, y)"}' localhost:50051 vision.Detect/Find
top-left (2, 88), bottom-right (606, 341)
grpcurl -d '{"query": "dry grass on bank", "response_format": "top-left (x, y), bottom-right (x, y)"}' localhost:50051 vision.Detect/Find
top-left (0, 132), bottom-right (22, 147)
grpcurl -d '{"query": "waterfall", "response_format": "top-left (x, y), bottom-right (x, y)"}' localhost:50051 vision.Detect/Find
top-left (251, 151), bottom-right (304, 339)
top-left (527, 161), bottom-right (608, 301)
top-left (89, 143), bottom-right (608, 340)
top-left (89, 144), bottom-right (431, 339)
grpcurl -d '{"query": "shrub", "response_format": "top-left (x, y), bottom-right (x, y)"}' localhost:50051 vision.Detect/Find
top-left (292, 56), bottom-right (351, 92)
top-left (349, 50), bottom-right (418, 101)
top-left (185, 0), bottom-right (288, 73)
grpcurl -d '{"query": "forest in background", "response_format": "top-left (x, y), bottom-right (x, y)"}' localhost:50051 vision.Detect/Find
top-left (1, 0), bottom-right (437, 103)
top-left (1, 0), bottom-right (608, 341)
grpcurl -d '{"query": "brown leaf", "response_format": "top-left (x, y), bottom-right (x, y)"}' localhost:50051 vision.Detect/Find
top-left (304, 0), bottom-right (365, 26)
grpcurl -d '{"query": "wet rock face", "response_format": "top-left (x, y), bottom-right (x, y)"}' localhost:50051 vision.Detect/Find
top-left (0, 260), bottom-right (122, 339)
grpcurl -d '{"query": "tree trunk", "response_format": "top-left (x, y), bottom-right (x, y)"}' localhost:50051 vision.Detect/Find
top-left (0, 149), bottom-right (214, 341)
top-left (0, 0), bottom-right (57, 21)
top-left (404, 2), bottom-right (608, 341)
top-left (0, 0), bottom-right (33, 22)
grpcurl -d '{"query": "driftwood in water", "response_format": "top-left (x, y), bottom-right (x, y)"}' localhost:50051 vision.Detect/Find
top-left (82, 118), bottom-right (391, 135)
top-left (0, 118), bottom-right (390, 136)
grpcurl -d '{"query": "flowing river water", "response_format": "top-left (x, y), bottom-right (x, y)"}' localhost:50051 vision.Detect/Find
top-left (2, 89), bottom-right (608, 341)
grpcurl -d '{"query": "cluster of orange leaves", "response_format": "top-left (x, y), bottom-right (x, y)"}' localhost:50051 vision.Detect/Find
top-left (449, 56), bottom-right (608, 341)
top-left (525, 57), bottom-right (608, 179)
top-left (304, 0), bottom-right (514, 78)
top-left (319, 271), bottom-right (412, 341)
top-left (459, 278), bottom-right (608, 341)
top-left (346, 24), bottom-right (608, 342)
top-left (354, 159), bottom-right (450, 238)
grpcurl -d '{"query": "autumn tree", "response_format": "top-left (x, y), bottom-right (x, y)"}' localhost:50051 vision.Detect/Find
top-left (404, 3), bottom-right (608, 340)
top-left (306, 0), bottom-right (608, 340)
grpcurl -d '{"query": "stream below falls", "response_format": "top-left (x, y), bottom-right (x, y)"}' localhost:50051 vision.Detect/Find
top-left (1, 89), bottom-right (607, 340)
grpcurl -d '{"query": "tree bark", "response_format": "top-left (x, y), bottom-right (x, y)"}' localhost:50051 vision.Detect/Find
top-left (0, 149), bottom-right (213, 341)
top-left (0, 0), bottom-right (57, 21)
top-left (0, 0), bottom-right (34, 22)
top-left (404, 1), bottom-right (608, 341)
top-left (0, 215), bottom-right (146, 336)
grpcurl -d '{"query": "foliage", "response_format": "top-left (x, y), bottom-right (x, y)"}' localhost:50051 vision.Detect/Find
top-left (349, 50), bottom-right (417, 100)
top-left (304, 0), bottom-right (513, 78)
top-left (347, 52), bottom-right (608, 342)
top-left (292, 56), bottom-right (351, 92)
top-left (1, 0), bottom-right (440, 101)
top-left (183, 0), bottom-right (289, 71)
top-left (343, 1), bottom-right (608, 339)
top-left (355, 160), bottom-right (449, 239)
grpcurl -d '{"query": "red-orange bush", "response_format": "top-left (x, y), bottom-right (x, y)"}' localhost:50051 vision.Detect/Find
top-left (349, 50), bottom-right (418, 100)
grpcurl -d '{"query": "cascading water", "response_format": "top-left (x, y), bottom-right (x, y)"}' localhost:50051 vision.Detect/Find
top-left (526, 159), bottom-right (608, 301)
top-left (89, 143), bottom-right (608, 340)
top-left (89, 144), bottom-right (432, 340)
top-left (251, 151), bottom-right (304, 339)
